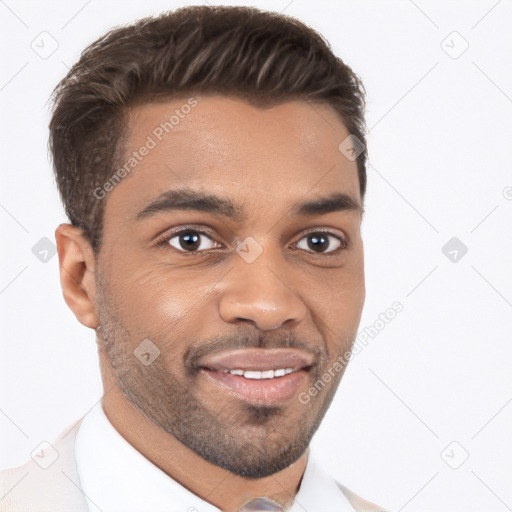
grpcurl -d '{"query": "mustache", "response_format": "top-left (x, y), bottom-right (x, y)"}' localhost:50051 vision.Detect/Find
top-left (183, 329), bottom-right (327, 372)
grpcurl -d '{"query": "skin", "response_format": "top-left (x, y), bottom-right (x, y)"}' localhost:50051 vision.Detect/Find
top-left (55, 95), bottom-right (366, 512)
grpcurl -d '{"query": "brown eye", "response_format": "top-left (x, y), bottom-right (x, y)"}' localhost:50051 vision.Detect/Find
top-left (168, 229), bottom-right (220, 252)
top-left (295, 231), bottom-right (346, 254)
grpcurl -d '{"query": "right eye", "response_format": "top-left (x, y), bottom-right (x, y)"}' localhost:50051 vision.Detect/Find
top-left (166, 229), bottom-right (222, 252)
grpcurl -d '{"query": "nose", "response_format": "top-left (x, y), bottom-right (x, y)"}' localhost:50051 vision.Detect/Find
top-left (218, 249), bottom-right (307, 331)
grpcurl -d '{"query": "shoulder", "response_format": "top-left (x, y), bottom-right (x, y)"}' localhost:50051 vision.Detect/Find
top-left (336, 481), bottom-right (390, 512)
top-left (0, 419), bottom-right (88, 512)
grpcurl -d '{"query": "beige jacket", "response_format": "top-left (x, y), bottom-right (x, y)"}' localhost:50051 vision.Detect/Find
top-left (0, 419), bottom-right (387, 512)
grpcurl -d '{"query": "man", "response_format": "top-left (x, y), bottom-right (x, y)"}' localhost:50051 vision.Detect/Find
top-left (0, 5), bottom-right (387, 511)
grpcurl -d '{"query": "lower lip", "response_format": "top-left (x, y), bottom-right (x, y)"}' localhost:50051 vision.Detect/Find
top-left (200, 369), bottom-right (308, 405)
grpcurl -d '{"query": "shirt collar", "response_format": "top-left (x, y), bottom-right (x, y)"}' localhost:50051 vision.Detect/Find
top-left (74, 401), bottom-right (355, 511)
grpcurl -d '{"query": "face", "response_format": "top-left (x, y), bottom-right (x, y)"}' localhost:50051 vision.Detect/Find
top-left (94, 94), bottom-right (365, 478)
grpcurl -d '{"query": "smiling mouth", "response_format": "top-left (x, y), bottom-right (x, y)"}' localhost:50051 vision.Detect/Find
top-left (217, 367), bottom-right (298, 379)
top-left (197, 349), bottom-right (314, 405)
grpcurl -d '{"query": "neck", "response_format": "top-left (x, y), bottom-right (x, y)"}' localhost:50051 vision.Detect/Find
top-left (99, 355), bottom-right (308, 511)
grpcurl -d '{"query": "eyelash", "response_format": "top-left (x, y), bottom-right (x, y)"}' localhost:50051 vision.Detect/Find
top-left (154, 225), bottom-right (349, 256)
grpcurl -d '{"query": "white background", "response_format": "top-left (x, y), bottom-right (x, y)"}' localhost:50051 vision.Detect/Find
top-left (1, 1), bottom-right (511, 511)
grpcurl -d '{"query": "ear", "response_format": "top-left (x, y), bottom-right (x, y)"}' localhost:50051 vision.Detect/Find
top-left (55, 223), bottom-right (99, 329)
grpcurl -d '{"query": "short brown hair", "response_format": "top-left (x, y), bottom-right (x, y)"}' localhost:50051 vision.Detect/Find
top-left (49, 5), bottom-right (367, 253)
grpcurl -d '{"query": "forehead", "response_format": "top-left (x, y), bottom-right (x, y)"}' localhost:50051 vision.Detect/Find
top-left (105, 95), bottom-right (360, 221)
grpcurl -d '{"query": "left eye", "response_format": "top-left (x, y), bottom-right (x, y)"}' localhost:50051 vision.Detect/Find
top-left (295, 232), bottom-right (345, 254)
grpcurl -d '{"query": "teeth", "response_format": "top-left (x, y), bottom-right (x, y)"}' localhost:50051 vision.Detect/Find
top-left (221, 368), bottom-right (295, 379)
top-left (244, 370), bottom-right (264, 379)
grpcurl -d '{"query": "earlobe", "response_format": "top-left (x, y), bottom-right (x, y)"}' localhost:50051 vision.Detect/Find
top-left (55, 223), bottom-right (99, 329)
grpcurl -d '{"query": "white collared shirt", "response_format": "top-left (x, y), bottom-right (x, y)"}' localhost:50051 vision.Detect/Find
top-left (74, 401), bottom-right (360, 512)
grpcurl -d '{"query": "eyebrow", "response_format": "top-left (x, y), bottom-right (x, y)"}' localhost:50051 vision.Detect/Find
top-left (292, 192), bottom-right (364, 216)
top-left (135, 188), bottom-right (363, 221)
top-left (136, 189), bottom-right (246, 221)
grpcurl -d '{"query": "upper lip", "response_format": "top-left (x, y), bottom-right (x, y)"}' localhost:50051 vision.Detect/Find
top-left (198, 348), bottom-right (314, 372)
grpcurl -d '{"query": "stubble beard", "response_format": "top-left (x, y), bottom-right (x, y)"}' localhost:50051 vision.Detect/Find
top-left (94, 277), bottom-right (347, 478)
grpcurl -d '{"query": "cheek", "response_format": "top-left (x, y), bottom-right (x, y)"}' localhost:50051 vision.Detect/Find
top-left (309, 256), bottom-right (365, 351)
top-left (311, 247), bottom-right (365, 306)
top-left (340, 253), bottom-right (365, 314)
top-left (108, 262), bottom-right (217, 341)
